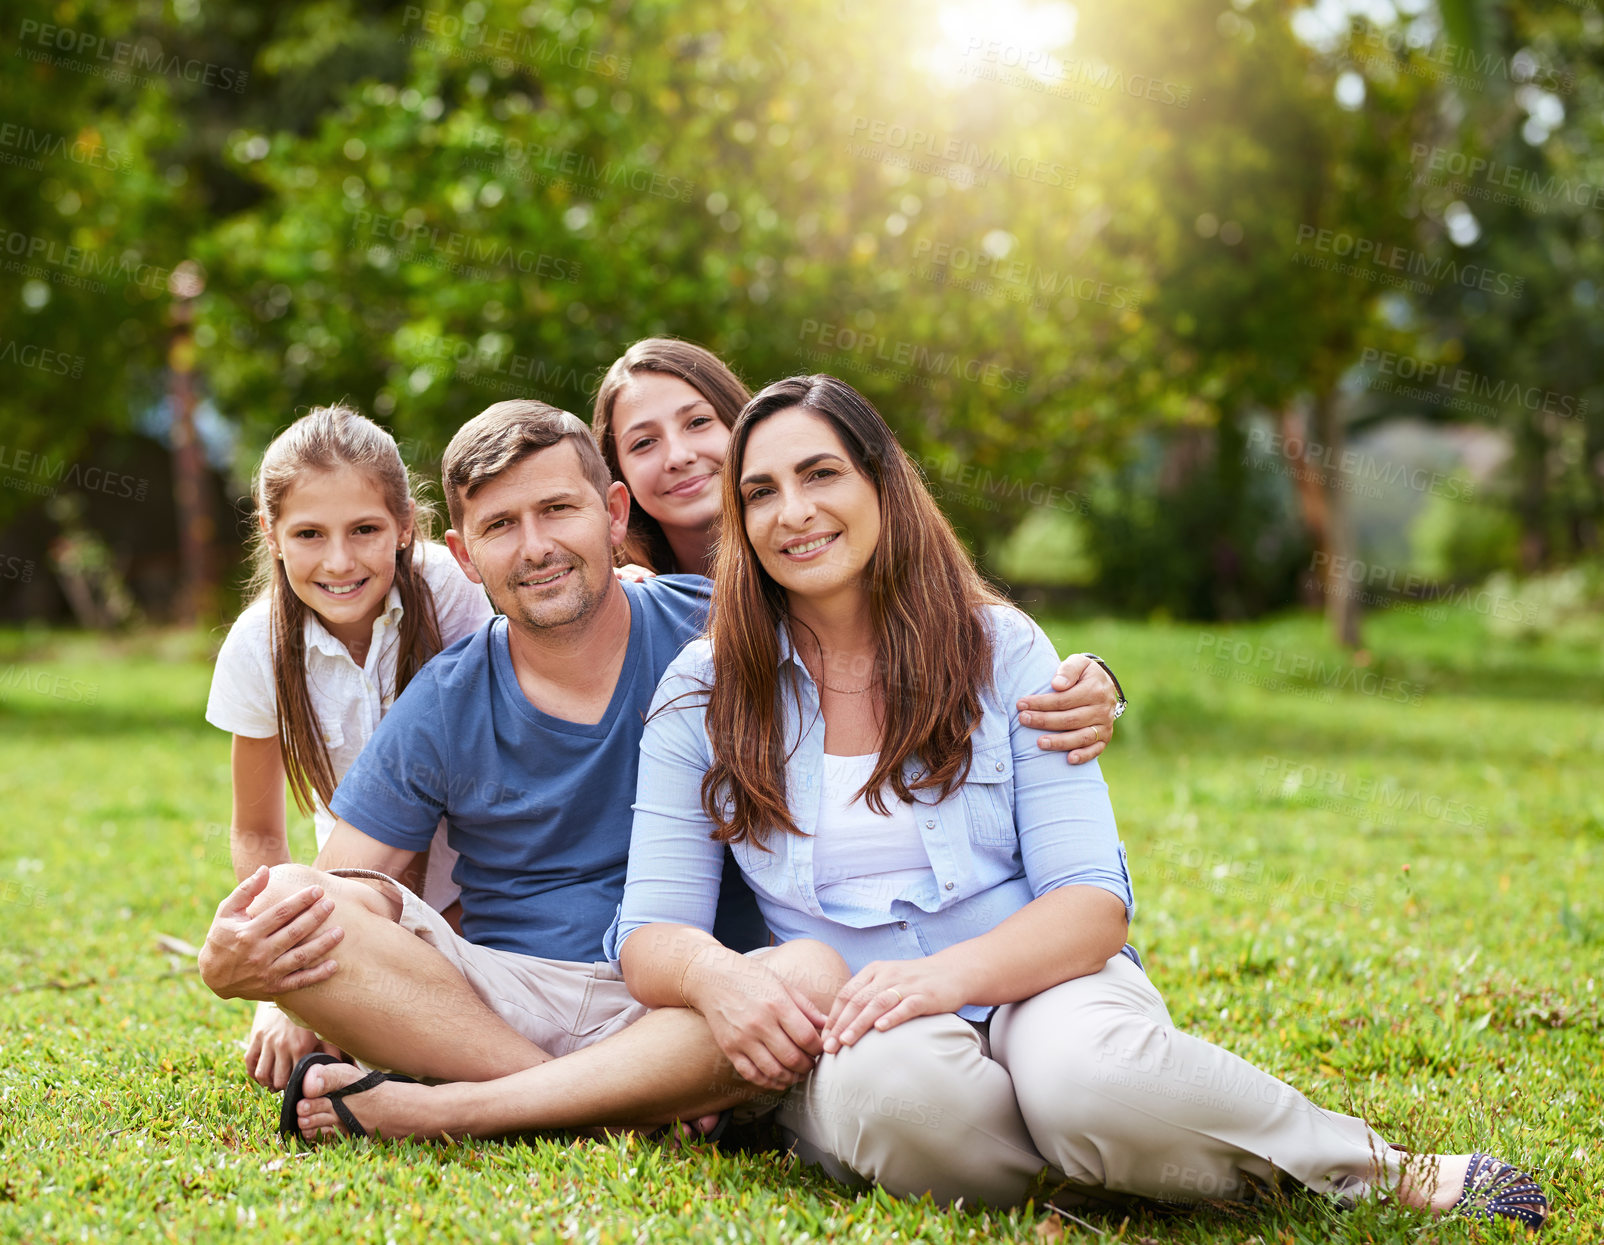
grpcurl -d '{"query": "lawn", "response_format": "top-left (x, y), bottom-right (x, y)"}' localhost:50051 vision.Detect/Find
top-left (0, 605), bottom-right (1599, 1243)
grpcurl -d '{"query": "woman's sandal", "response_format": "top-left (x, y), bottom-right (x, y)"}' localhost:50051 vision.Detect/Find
top-left (278, 1051), bottom-right (417, 1144)
top-left (1452, 1153), bottom-right (1550, 1232)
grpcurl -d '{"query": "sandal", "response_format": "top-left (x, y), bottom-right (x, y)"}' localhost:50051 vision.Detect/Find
top-left (1452, 1152), bottom-right (1549, 1232)
top-left (279, 1051), bottom-right (416, 1143)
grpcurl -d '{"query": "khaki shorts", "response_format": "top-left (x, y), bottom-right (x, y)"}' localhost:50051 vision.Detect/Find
top-left (330, 869), bottom-right (650, 1059)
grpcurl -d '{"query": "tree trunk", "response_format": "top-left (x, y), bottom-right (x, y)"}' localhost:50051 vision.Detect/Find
top-left (169, 299), bottom-right (214, 625)
top-left (1281, 394), bottom-right (1361, 649)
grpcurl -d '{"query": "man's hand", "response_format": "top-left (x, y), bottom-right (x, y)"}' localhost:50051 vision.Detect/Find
top-left (1015, 653), bottom-right (1121, 765)
top-left (197, 866), bottom-right (344, 1001)
top-left (244, 1000), bottom-right (343, 1091)
top-left (821, 957), bottom-right (969, 1053)
top-left (686, 949), bottom-right (830, 1092)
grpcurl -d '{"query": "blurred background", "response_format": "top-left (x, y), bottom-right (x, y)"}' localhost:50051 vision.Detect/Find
top-left (1, 0), bottom-right (1600, 651)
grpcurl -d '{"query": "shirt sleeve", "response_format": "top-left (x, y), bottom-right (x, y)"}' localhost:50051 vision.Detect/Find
top-left (991, 608), bottom-right (1135, 923)
top-left (204, 605), bottom-right (280, 740)
top-left (420, 540), bottom-right (495, 647)
top-left (605, 643), bottom-right (727, 960)
top-left (327, 669), bottom-right (451, 851)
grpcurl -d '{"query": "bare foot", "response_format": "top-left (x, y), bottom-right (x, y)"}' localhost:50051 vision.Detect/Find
top-left (297, 1061), bottom-right (440, 1142)
top-left (1392, 1152), bottom-right (1474, 1212)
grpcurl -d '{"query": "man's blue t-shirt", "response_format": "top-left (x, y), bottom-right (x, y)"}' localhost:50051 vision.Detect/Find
top-left (330, 575), bottom-right (762, 962)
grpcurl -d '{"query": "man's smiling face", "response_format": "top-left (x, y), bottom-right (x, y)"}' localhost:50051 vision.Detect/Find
top-left (449, 440), bottom-right (630, 633)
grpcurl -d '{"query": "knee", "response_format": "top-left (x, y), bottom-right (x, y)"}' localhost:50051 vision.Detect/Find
top-left (251, 863), bottom-right (394, 923)
top-left (1008, 1004), bottom-right (1168, 1138)
top-left (767, 939), bottom-right (850, 1009)
top-left (824, 1022), bottom-right (976, 1143)
top-left (246, 863), bottom-right (326, 917)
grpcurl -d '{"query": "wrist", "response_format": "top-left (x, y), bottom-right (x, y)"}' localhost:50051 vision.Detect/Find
top-left (1080, 653), bottom-right (1127, 718)
top-left (679, 943), bottom-right (738, 1013)
top-left (927, 943), bottom-right (984, 1009)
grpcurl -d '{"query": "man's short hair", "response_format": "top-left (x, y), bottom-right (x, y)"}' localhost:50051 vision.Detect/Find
top-left (442, 400), bottom-right (614, 531)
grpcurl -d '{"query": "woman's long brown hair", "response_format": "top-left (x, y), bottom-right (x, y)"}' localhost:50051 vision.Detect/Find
top-left (591, 338), bottom-right (751, 573)
top-left (243, 404), bottom-right (443, 816)
top-left (701, 375), bottom-right (1010, 846)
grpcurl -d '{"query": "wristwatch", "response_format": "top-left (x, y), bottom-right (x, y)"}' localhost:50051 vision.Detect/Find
top-left (1081, 654), bottom-right (1127, 719)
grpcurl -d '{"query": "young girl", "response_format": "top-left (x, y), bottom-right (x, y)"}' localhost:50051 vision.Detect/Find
top-left (205, 404), bottom-right (493, 1091)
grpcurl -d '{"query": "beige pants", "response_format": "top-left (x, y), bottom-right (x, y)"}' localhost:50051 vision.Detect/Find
top-left (777, 953), bottom-right (1403, 1208)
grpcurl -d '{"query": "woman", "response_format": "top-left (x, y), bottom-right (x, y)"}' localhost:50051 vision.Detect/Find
top-left (592, 337), bottom-right (1124, 765)
top-left (609, 375), bottom-right (1548, 1228)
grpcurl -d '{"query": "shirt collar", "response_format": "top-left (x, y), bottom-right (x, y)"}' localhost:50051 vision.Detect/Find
top-left (774, 621), bottom-right (820, 691)
top-left (302, 580), bottom-right (405, 658)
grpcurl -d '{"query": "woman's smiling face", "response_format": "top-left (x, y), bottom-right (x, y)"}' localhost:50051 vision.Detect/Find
top-left (738, 406), bottom-right (881, 604)
top-left (609, 372), bottom-right (731, 538)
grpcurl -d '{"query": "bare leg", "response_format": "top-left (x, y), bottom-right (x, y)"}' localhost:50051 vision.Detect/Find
top-left (296, 938), bottom-right (851, 1141)
top-left (256, 865), bottom-right (551, 1081)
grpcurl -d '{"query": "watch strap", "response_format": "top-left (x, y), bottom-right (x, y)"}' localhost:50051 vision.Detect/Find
top-left (1081, 653), bottom-right (1127, 715)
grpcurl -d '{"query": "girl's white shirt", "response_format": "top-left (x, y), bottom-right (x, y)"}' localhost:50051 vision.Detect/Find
top-left (205, 540), bottom-right (494, 910)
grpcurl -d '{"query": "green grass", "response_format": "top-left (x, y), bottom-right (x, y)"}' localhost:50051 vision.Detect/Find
top-left (1, 607), bottom-right (1600, 1243)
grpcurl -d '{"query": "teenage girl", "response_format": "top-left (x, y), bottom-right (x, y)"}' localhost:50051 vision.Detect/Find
top-left (205, 405), bottom-right (493, 1090)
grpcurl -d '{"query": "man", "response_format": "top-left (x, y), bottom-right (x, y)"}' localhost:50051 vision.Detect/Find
top-left (199, 398), bottom-right (1126, 1141)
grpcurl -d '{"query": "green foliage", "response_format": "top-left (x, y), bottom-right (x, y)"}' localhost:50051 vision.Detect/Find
top-left (1483, 560), bottom-right (1604, 644)
top-left (1409, 481), bottom-right (1521, 582)
top-left (2, 607), bottom-right (1600, 1241)
top-left (1079, 429), bottom-right (1312, 619)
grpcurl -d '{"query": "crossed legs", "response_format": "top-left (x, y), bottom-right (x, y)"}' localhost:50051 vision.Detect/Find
top-left (247, 864), bottom-right (852, 1140)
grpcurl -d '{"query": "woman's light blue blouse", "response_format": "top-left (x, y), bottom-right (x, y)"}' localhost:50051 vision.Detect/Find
top-left (607, 605), bottom-right (1136, 1018)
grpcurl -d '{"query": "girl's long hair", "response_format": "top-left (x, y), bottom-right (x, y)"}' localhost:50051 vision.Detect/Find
top-left (591, 338), bottom-right (751, 573)
top-left (243, 404), bottom-right (443, 816)
top-left (701, 375), bottom-right (1009, 846)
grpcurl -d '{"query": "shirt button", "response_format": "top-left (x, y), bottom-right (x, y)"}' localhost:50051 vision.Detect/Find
top-left (944, 881), bottom-right (955, 891)
top-left (995, 761), bottom-right (1005, 772)
top-left (898, 921), bottom-right (908, 929)
top-left (924, 819), bottom-right (935, 829)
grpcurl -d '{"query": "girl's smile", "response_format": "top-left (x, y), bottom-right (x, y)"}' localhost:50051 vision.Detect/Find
top-left (266, 466), bottom-right (411, 658)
